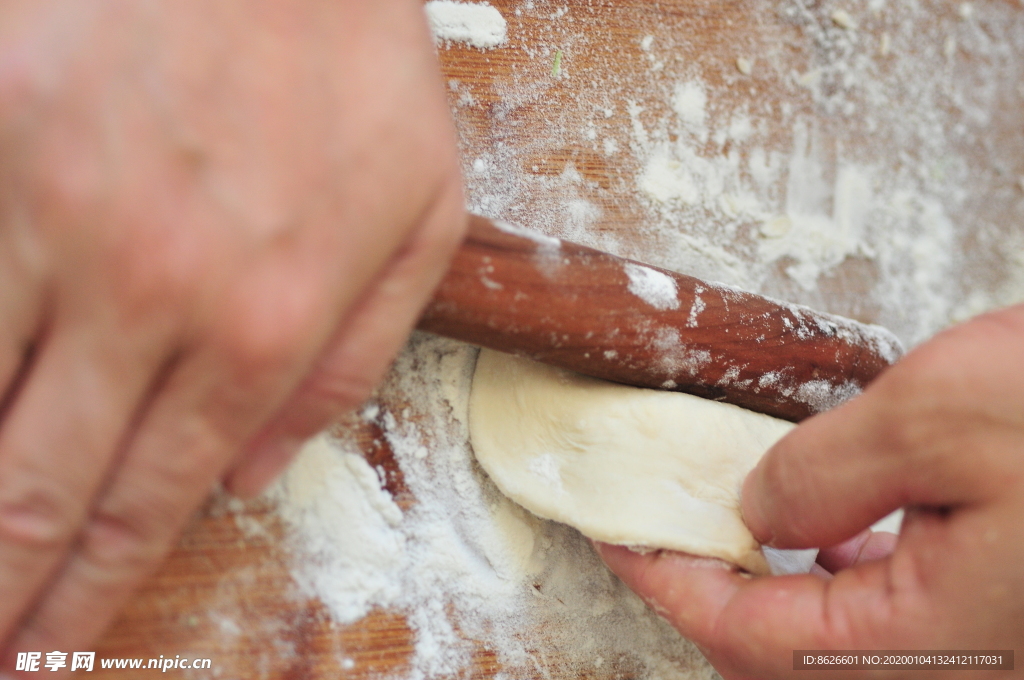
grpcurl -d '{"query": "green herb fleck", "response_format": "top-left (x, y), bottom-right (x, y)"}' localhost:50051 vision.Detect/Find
top-left (552, 50), bottom-right (563, 77)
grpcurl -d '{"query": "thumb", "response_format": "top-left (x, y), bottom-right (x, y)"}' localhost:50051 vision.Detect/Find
top-left (740, 336), bottom-right (995, 550)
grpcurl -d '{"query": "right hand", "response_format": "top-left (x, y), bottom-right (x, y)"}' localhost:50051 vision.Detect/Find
top-left (599, 304), bottom-right (1024, 679)
top-left (0, 0), bottom-right (466, 666)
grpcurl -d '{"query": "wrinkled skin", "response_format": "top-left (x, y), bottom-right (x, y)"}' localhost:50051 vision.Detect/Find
top-left (0, 0), bottom-right (466, 668)
top-left (599, 304), bottom-right (1024, 680)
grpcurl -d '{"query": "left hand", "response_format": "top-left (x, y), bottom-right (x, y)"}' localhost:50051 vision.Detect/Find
top-left (0, 0), bottom-right (465, 664)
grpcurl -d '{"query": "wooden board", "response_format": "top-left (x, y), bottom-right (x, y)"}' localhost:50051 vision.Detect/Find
top-left (91, 1), bottom-right (1024, 678)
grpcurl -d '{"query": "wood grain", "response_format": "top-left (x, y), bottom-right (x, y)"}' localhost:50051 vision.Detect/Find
top-left (420, 215), bottom-right (900, 422)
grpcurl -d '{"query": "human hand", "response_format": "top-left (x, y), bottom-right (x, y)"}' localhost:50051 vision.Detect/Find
top-left (0, 0), bottom-right (465, 665)
top-left (598, 304), bottom-right (1024, 679)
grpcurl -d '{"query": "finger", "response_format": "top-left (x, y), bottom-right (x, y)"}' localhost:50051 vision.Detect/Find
top-left (742, 308), bottom-right (1024, 551)
top-left (738, 400), bottom-right (904, 550)
top-left (596, 542), bottom-right (919, 680)
top-left (224, 193), bottom-right (468, 498)
top-left (1, 339), bottom-right (296, 656)
top-left (743, 366), bottom-right (973, 550)
top-left (816, 530), bottom-right (898, 574)
top-left (0, 324), bottom-right (160, 645)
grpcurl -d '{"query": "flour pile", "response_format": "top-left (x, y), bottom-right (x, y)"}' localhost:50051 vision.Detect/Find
top-left (273, 335), bottom-right (715, 679)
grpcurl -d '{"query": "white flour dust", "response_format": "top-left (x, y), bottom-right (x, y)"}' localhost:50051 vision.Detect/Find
top-left (623, 262), bottom-right (680, 310)
top-left (273, 439), bottom-right (405, 624)
top-left (459, 1), bottom-right (1024, 345)
top-left (425, 1), bottom-right (508, 49)
top-left (273, 335), bottom-right (714, 680)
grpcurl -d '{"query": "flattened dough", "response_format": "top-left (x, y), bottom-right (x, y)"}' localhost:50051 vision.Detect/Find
top-left (469, 349), bottom-right (817, 575)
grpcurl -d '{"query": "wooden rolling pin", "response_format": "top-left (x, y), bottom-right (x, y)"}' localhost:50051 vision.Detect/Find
top-left (418, 215), bottom-right (903, 422)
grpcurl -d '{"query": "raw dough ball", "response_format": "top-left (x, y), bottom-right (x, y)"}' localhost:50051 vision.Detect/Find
top-left (469, 349), bottom-right (816, 575)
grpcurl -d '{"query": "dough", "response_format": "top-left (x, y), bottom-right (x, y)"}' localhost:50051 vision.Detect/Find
top-left (469, 349), bottom-right (817, 575)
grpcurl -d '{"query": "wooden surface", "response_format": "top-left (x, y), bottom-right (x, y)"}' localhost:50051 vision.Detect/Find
top-left (92, 1), bottom-right (1024, 678)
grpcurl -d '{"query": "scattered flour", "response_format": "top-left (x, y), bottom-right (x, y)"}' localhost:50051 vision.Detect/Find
top-left (623, 262), bottom-right (681, 310)
top-left (527, 453), bottom-right (565, 492)
top-left (686, 286), bottom-right (706, 327)
top-left (455, 1), bottom-right (1024, 346)
top-left (264, 3), bottom-right (1024, 680)
top-left (671, 81), bottom-right (708, 132)
top-left (425, 1), bottom-right (508, 49)
top-left (273, 335), bottom-right (716, 680)
top-left (760, 132), bottom-right (876, 290)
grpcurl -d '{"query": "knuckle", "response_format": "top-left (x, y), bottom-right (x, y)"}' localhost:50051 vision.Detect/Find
top-left (0, 481), bottom-right (79, 554)
top-left (824, 580), bottom-right (901, 650)
top-left (218, 321), bottom-right (305, 382)
top-left (80, 431), bottom-right (233, 576)
top-left (216, 286), bottom-right (328, 378)
top-left (81, 507), bottom-right (169, 573)
top-left (83, 473), bottom-right (215, 576)
top-left (103, 230), bottom-right (206, 323)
